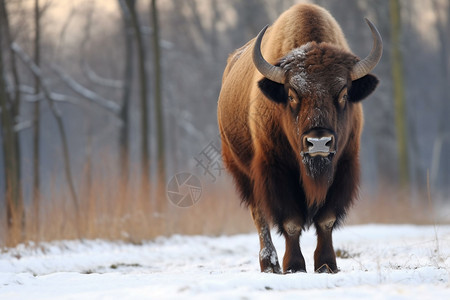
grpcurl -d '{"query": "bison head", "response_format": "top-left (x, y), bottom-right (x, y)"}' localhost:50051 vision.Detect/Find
top-left (253, 19), bottom-right (382, 204)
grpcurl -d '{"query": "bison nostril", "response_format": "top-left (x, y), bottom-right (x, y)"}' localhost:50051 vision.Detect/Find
top-left (303, 136), bottom-right (312, 148)
top-left (303, 135), bottom-right (335, 155)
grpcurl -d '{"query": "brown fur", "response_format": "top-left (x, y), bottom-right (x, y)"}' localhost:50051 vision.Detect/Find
top-left (217, 4), bottom-right (379, 273)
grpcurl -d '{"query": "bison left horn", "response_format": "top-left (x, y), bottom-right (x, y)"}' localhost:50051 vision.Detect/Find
top-left (253, 25), bottom-right (286, 84)
top-left (350, 19), bottom-right (383, 81)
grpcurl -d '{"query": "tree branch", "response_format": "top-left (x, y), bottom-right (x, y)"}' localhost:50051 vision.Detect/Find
top-left (52, 64), bottom-right (121, 114)
top-left (14, 120), bottom-right (33, 132)
top-left (11, 42), bottom-right (80, 223)
top-left (19, 85), bottom-right (79, 105)
top-left (81, 61), bottom-right (124, 89)
top-left (11, 43), bottom-right (61, 115)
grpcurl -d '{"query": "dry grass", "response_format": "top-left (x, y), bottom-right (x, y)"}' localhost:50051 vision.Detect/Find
top-left (1, 168), bottom-right (446, 248)
top-left (347, 186), bottom-right (444, 225)
top-left (0, 171), bottom-right (254, 248)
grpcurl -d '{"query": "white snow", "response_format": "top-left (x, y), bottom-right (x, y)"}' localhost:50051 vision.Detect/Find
top-left (1, 224), bottom-right (449, 299)
top-left (290, 71), bottom-right (310, 94)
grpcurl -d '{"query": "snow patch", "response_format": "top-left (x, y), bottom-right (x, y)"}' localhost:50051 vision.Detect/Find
top-left (260, 247), bottom-right (279, 267)
top-left (0, 225), bottom-right (449, 299)
top-left (290, 72), bottom-right (310, 94)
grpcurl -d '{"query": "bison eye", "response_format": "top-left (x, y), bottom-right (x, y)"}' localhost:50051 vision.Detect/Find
top-left (288, 94), bottom-right (300, 114)
top-left (288, 94), bottom-right (299, 112)
top-left (338, 87), bottom-right (348, 110)
top-left (288, 90), bottom-right (298, 104)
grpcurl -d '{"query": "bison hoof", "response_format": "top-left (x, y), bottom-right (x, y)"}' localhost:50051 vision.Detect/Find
top-left (260, 257), bottom-right (282, 274)
top-left (262, 264), bottom-right (282, 274)
top-left (283, 254), bottom-right (306, 274)
top-left (284, 267), bottom-right (306, 274)
top-left (260, 248), bottom-right (282, 274)
top-left (261, 258), bottom-right (282, 273)
top-left (283, 262), bottom-right (306, 274)
top-left (315, 263), bottom-right (339, 274)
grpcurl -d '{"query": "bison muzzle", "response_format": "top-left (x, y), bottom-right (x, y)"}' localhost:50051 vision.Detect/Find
top-left (217, 3), bottom-right (382, 274)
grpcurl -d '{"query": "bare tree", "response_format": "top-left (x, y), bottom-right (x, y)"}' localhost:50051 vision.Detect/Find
top-left (431, 0), bottom-right (450, 197)
top-left (32, 0), bottom-right (42, 236)
top-left (79, 1), bottom-right (96, 196)
top-left (118, 0), bottom-right (134, 187)
top-left (151, 0), bottom-right (166, 204)
top-left (125, 0), bottom-right (150, 195)
top-left (390, 0), bottom-right (409, 188)
top-left (0, 0), bottom-right (24, 244)
top-left (12, 43), bottom-right (80, 237)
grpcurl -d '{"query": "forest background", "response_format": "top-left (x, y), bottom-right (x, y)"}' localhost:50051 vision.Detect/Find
top-left (1, 0), bottom-right (449, 247)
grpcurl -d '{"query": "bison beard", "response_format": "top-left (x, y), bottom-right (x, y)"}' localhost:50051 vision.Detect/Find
top-left (300, 153), bottom-right (335, 209)
top-left (302, 154), bottom-right (334, 182)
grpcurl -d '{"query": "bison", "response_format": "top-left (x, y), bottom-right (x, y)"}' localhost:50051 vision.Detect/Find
top-left (217, 3), bottom-right (382, 274)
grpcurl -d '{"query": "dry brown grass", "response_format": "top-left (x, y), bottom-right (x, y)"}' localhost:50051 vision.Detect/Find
top-left (347, 186), bottom-right (444, 225)
top-left (1, 169), bottom-right (446, 249)
top-left (0, 170), bottom-right (254, 248)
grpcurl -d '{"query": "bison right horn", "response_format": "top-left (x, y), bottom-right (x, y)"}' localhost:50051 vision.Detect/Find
top-left (350, 19), bottom-right (383, 81)
top-left (253, 25), bottom-right (286, 84)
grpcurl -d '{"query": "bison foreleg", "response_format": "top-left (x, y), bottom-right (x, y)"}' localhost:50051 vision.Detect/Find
top-left (250, 205), bottom-right (282, 274)
top-left (282, 219), bottom-right (306, 273)
top-left (314, 212), bottom-right (338, 273)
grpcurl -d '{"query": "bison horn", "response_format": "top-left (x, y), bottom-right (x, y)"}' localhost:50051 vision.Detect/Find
top-left (350, 18), bottom-right (383, 81)
top-left (253, 25), bottom-right (286, 84)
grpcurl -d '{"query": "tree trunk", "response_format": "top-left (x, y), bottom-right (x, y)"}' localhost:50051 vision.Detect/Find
top-left (151, 0), bottom-right (166, 208)
top-left (32, 0), bottom-right (41, 239)
top-left (118, 0), bottom-right (134, 188)
top-left (390, 0), bottom-right (409, 189)
top-left (79, 2), bottom-right (95, 200)
top-left (0, 0), bottom-right (24, 245)
top-left (126, 0), bottom-right (150, 197)
top-left (0, 40), bottom-right (19, 237)
top-left (2, 1), bottom-right (22, 201)
top-left (431, 0), bottom-right (450, 197)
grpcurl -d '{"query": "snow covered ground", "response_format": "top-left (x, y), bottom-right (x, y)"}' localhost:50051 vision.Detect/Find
top-left (1, 224), bottom-right (449, 299)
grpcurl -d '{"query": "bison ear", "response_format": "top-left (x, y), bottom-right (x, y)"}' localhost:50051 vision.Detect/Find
top-left (348, 74), bottom-right (379, 102)
top-left (258, 78), bottom-right (288, 104)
